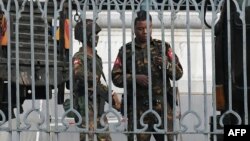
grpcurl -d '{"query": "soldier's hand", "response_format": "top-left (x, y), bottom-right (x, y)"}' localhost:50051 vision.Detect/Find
top-left (153, 56), bottom-right (163, 66)
top-left (112, 92), bottom-right (121, 111)
top-left (153, 56), bottom-right (168, 66)
top-left (136, 74), bottom-right (148, 86)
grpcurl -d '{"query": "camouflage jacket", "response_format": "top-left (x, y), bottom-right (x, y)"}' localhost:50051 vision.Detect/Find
top-left (72, 47), bottom-right (109, 116)
top-left (112, 39), bottom-right (183, 99)
top-left (72, 47), bottom-right (108, 97)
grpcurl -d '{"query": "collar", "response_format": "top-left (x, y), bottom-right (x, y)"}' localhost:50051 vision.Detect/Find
top-left (134, 37), bottom-right (153, 49)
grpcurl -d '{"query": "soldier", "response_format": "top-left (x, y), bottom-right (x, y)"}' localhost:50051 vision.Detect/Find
top-left (72, 19), bottom-right (111, 141)
top-left (111, 10), bottom-right (183, 141)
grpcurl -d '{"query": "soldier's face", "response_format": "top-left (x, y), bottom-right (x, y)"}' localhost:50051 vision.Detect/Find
top-left (134, 20), bottom-right (152, 43)
top-left (88, 34), bottom-right (99, 47)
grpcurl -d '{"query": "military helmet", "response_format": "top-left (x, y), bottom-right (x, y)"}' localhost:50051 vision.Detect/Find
top-left (74, 19), bottom-right (101, 42)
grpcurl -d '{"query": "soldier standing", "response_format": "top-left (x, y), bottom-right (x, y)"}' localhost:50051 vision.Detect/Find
top-left (111, 10), bottom-right (183, 141)
top-left (72, 19), bottom-right (111, 141)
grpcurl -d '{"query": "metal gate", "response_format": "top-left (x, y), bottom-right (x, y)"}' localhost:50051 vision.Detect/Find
top-left (0, 0), bottom-right (249, 141)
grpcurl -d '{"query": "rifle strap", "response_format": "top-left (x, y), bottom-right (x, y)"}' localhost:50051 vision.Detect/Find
top-left (101, 71), bottom-right (108, 86)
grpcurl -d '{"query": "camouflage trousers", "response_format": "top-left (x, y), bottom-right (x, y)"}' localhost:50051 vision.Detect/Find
top-left (79, 103), bottom-right (112, 141)
top-left (126, 100), bottom-right (174, 141)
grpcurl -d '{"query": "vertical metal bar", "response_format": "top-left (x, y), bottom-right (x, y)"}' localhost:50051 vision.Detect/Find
top-left (146, 0), bottom-right (153, 114)
top-left (120, 0), bottom-right (128, 133)
top-left (186, 0), bottom-right (192, 112)
top-left (242, 0), bottom-right (249, 125)
top-left (52, 2), bottom-right (63, 140)
top-left (168, 0), bottom-right (177, 138)
top-left (14, 1), bottom-right (21, 139)
top-left (169, 0), bottom-right (176, 138)
top-left (239, 0), bottom-right (249, 125)
top-left (107, 0), bottom-right (112, 110)
top-left (53, 0), bottom-right (59, 135)
top-left (80, 1), bottom-right (89, 140)
top-left (122, 1), bottom-right (130, 134)
top-left (51, 0), bottom-right (59, 141)
top-left (68, 0), bottom-right (73, 99)
top-left (30, 0), bottom-right (35, 109)
top-left (67, 0), bottom-right (73, 111)
top-left (226, 0), bottom-right (233, 112)
top-left (42, 1), bottom-right (50, 139)
top-left (91, 0), bottom-right (98, 140)
top-left (211, 0), bottom-right (224, 140)
top-left (130, 1), bottom-right (137, 140)
top-left (200, 0), bottom-right (209, 140)
top-left (4, 0), bottom-right (13, 140)
top-left (53, 1), bottom-right (59, 138)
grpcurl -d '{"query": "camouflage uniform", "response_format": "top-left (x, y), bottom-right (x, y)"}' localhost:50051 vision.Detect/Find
top-left (112, 39), bottom-right (183, 141)
top-left (73, 48), bottom-right (111, 141)
top-left (69, 19), bottom-right (111, 141)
